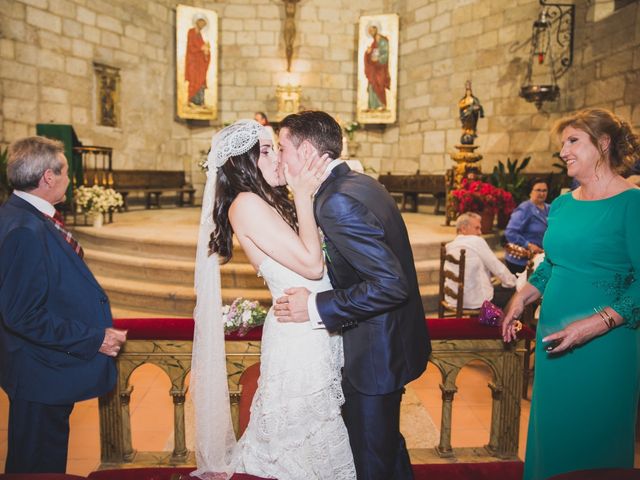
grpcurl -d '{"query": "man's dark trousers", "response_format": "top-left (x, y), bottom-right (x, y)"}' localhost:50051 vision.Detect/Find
top-left (5, 398), bottom-right (74, 473)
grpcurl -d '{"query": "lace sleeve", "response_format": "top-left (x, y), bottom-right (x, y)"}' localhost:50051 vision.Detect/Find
top-left (613, 294), bottom-right (640, 328)
top-left (528, 255), bottom-right (552, 295)
top-left (612, 192), bottom-right (640, 328)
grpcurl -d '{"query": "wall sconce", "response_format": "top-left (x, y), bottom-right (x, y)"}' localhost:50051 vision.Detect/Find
top-left (519, 0), bottom-right (575, 110)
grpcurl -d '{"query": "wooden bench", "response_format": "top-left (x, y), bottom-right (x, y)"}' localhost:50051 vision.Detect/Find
top-left (84, 169), bottom-right (196, 210)
top-left (378, 172), bottom-right (446, 213)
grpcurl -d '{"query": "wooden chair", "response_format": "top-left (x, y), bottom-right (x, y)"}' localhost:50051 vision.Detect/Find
top-left (438, 242), bottom-right (481, 318)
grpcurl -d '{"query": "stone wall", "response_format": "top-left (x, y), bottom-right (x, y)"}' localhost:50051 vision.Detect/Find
top-left (368, 0), bottom-right (640, 175)
top-left (1, 0), bottom-right (638, 184)
top-left (0, 0), bottom-right (381, 174)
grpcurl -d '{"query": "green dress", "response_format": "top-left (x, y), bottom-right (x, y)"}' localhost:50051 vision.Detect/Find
top-left (524, 189), bottom-right (640, 480)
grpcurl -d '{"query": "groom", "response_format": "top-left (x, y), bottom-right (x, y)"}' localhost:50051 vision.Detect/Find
top-left (274, 111), bottom-right (431, 480)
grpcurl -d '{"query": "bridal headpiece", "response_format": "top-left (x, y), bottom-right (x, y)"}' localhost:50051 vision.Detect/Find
top-left (207, 119), bottom-right (263, 169)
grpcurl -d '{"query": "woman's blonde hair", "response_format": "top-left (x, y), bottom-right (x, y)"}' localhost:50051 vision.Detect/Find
top-left (552, 108), bottom-right (640, 174)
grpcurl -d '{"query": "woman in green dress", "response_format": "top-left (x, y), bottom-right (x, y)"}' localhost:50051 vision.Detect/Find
top-left (502, 108), bottom-right (640, 480)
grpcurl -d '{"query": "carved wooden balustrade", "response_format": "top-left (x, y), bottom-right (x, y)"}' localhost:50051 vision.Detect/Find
top-left (98, 317), bottom-right (532, 468)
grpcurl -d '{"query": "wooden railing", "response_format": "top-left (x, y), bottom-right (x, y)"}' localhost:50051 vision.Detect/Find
top-left (74, 146), bottom-right (114, 188)
top-left (98, 318), bottom-right (530, 468)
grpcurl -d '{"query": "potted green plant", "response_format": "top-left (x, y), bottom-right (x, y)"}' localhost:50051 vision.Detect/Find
top-left (0, 147), bottom-right (12, 205)
top-left (488, 156), bottom-right (531, 205)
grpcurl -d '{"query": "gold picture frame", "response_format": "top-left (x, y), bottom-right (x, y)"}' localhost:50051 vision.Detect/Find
top-left (356, 14), bottom-right (399, 125)
top-left (176, 5), bottom-right (218, 120)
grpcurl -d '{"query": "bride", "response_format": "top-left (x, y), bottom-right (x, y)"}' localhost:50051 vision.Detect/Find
top-left (191, 119), bottom-right (356, 480)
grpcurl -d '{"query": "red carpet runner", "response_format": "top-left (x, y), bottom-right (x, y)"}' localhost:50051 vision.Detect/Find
top-left (0, 463), bottom-right (525, 480)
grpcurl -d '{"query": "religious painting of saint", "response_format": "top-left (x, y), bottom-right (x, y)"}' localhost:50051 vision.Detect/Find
top-left (176, 5), bottom-right (218, 120)
top-left (356, 14), bottom-right (398, 125)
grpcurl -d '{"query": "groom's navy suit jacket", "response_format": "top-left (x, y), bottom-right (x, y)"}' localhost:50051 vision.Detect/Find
top-left (315, 163), bottom-right (431, 395)
top-left (0, 194), bottom-right (116, 405)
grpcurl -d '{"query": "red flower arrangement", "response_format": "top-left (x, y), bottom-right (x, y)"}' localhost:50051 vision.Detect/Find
top-left (451, 179), bottom-right (515, 216)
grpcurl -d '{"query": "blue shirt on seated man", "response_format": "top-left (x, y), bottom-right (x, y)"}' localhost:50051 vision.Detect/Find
top-left (504, 179), bottom-right (550, 274)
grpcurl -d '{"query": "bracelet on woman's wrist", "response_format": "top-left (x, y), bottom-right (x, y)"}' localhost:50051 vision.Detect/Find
top-left (594, 306), bottom-right (616, 330)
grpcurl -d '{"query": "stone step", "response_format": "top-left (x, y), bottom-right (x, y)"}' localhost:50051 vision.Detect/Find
top-left (73, 226), bottom-right (459, 264)
top-left (86, 247), bottom-right (446, 290)
top-left (415, 258), bottom-right (441, 285)
top-left (100, 274), bottom-right (440, 319)
top-left (106, 287), bottom-right (440, 321)
top-left (420, 284), bottom-right (440, 315)
top-left (78, 211), bottom-right (501, 318)
top-left (85, 249), bottom-right (265, 288)
top-left (73, 227), bottom-right (251, 263)
top-left (97, 275), bottom-right (272, 317)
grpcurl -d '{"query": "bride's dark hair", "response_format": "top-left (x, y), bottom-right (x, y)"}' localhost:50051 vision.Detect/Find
top-left (209, 141), bottom-right (297, 264)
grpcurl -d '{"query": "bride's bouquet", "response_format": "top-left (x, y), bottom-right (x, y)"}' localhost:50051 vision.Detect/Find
top-left (223, 297), bottom-right (267, 336)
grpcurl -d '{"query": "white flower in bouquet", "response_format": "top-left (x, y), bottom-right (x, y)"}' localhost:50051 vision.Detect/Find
top-left (222, 297), bottom-right (267, 336)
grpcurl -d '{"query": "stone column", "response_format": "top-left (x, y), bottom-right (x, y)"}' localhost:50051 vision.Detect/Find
top-left (436, 382), bottom-right (458, 457)
top-left (171, 388), bottom-right (188, 461)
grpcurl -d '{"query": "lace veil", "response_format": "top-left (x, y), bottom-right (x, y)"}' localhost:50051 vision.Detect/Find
top-left (191, 119), bottom-right (265, 479)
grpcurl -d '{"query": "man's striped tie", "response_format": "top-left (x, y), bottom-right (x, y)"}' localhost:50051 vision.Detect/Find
top-left (44, 213), bottom-right (85, 259)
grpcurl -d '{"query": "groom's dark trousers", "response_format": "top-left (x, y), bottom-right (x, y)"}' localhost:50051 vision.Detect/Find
top-left (314, 164), bottom-right (431, 480)
top-left (0, 194), bottom-right (117, 472)
top-left (342, 379), bottom-right (413, 479)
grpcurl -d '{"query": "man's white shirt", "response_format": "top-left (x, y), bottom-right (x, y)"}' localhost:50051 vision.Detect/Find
top-left (13, 190), bottom-right (56, 217)
top-left (445, 234), bottom-right (517, 309)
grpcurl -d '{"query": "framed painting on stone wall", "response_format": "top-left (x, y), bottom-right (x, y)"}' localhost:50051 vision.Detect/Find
top-left (176, 5), bottom-right (218, 120)
top-left (356, 13), bottom-right (399, 125)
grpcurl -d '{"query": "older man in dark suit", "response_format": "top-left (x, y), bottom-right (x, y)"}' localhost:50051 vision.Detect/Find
top-left (0, 136), bottom-right (127, 473)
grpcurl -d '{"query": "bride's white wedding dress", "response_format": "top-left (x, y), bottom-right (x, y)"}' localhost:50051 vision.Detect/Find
top-left (234, 256), bottom-right (356, 480)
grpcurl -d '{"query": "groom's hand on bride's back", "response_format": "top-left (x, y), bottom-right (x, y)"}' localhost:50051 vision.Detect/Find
top-left (275, 287), bottom-right (310, 322)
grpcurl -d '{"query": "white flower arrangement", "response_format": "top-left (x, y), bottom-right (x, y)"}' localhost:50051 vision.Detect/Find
top-left (343, 121), bottom-right (361, 141)
top-left (223, 297), bottom-right (267, 336)
top-left (74, 185), bottom-right (124, 214)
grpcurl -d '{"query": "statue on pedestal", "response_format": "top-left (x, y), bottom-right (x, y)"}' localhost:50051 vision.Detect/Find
top-left (458, 80), bottom-right (484, 145)
top-left (446, 81), bottom-right (485, 225)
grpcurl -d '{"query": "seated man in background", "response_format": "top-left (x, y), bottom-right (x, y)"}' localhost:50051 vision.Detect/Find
top-left (445, 212), bottom-right (517, 309)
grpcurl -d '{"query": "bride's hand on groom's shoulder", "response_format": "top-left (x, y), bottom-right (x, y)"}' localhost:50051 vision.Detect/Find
top-left (275, 287), bottom-right (311, 323)
top-left (285, 152), bottom-right (331, 199)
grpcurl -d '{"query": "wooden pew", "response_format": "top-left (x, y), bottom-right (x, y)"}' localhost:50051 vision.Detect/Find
top-left (378, 172), bottom-right (446, 213)
top-left (84, 169), bottom-right (196, 210)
